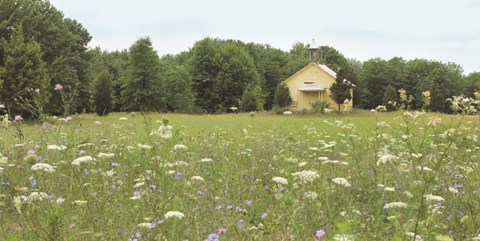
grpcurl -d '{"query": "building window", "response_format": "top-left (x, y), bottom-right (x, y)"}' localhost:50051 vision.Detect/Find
top-left (304, 81), bottom-right (314, 84)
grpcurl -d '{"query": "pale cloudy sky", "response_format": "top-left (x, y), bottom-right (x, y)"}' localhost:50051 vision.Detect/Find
top-left (50, 0), bottom-right (480, 74)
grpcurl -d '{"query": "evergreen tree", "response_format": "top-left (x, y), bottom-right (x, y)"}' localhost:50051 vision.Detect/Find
top-left (273, 83), bottom-right (292, 108)
top-left (330, 69), bottom-right (352, 112)
top-left (93, 69), bottom-right (113, 116)
top-left (240, 87), bottom-right (258, 112)
top-left (383, 84), bottom-right (398, 111)
top-left (240, 84), bottom-right (264, 112)
top-left (121, 37), bottom-right (165, 112)
top-left (0, 25), bottom-right (49, 117)
top-left (0, 0), bottom-right (92, 115)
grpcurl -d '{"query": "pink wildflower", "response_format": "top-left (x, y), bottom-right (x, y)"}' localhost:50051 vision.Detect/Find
top-left (54, 83), bottom-right (63, 91)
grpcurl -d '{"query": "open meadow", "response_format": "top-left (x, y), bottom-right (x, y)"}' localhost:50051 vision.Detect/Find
top-left (1, 111), bottom-right (479, 241)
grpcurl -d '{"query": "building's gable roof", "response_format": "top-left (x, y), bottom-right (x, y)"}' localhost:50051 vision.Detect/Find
top-left (299, 82), bottom-right (326, 91)
top-left (318, 64), bottom-right (337, 78)
top-left (283, 62), bottom-right (337, 84)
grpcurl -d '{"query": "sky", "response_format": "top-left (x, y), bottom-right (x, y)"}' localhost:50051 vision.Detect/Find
top-left (50, 0), bottom-right (480, 74)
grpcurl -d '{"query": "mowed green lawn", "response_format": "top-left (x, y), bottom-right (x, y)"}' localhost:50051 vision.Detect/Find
top-left (1, 110), bottom-right (470, 142)
top-left (0, 110), bottom-right (479, 241)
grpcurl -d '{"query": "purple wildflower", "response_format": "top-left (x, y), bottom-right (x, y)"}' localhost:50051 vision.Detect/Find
top-left (315, 229), bottom-right (326, 239)
top-left (238, 220), bottom-right (245, 229)
top-left (147, 222), bottom-right (156, 229)
top-left (206, 233), bottom-right (219, 241)
top-left (175, 172), bottom-right (182, 180)
top-left (29, 176), bottom-right (37, 187)
top-left (261, 212), bottom-right (268, 219)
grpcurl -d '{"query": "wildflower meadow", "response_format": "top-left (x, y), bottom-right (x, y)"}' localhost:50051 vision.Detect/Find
top-left (1, 108), bottom-right (480, 241)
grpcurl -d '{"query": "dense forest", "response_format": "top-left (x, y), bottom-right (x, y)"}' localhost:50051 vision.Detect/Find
top-left (1, 0), bottom-right (479, 117)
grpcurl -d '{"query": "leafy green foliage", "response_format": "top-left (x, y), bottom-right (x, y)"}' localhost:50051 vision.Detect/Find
top-left (0, 0), bottom-right (91, 115)
top-left (0, 25), bottom-right (49, 117)
top-left (383, 84), bottom-right (398, 111)
top-left (240, 84), bottom-right (264, 112)
top-left (273, 83), bottom-right (292, 108)
top-left (243, 43), bottom-right (290, 110)
top-left (285, 42), bottom-right (309, 76)
top-left (191, 38), bottom-right (260, 113)
top-left (461, 72), bottom-right (480, 97)
top-left (121, 37), bottom-right (165, 112)
top-left (330, 69), bottom-right (352, 112)
top-left (0, 0), bottom-right (475, 114)
top-left (93, 69), bottom-right (113, 116)
top-left (359, 58), bottom-right (390, 109)
top-left (159, 56), bottom-right (195, 112)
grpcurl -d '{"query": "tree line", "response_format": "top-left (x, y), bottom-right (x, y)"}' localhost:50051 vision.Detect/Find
top-left (1, 0), bottom-right (479, 118)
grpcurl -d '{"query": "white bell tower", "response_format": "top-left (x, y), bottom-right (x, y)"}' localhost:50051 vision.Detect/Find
top-left (308, 39), bottom-right (319, 64)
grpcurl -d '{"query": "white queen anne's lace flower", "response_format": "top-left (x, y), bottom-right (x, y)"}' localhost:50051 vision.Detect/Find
top-left (291, 170), bottom-right (319, 183)
top-left (272, 177), bottom-right (288, 185)
top-left (332, 177), bottom-right (351, 187)
top-left (303, 191), bottom-right (318, 200)
top-left (164, 211), bottom-right (185, 219)
top-left (377, 154), bottom-right (398, 166)
top-left (384, 202), bottom-right (408, 209)
top-left (28, 191), bottom-right (48, 201)
top-left (425, 194), bottom-right (445, 203)
top-left (13, 196), bottom-right (28, 213)
top-left (72, 156), bottom-right (95, 166)
top-left (97, 153), bottom-right (115, 159)
top-left (47, 145), bottom-right (67, 151)
top-left (199, 158), bottom-right (213, 163)
top-left (31, 163), bottom-right (55, 173)
top-left (158, 125), bottom-right (173, 139)
top-left (174, 144), bottom-right (187, 150)
top-left (191, 176), bottom-right (204, 182)
top-left (138, 144), bottom-right (152, 150)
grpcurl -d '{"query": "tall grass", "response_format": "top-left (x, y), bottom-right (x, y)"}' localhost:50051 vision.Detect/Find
top-left (0, 111), bottom-right (479, 240)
